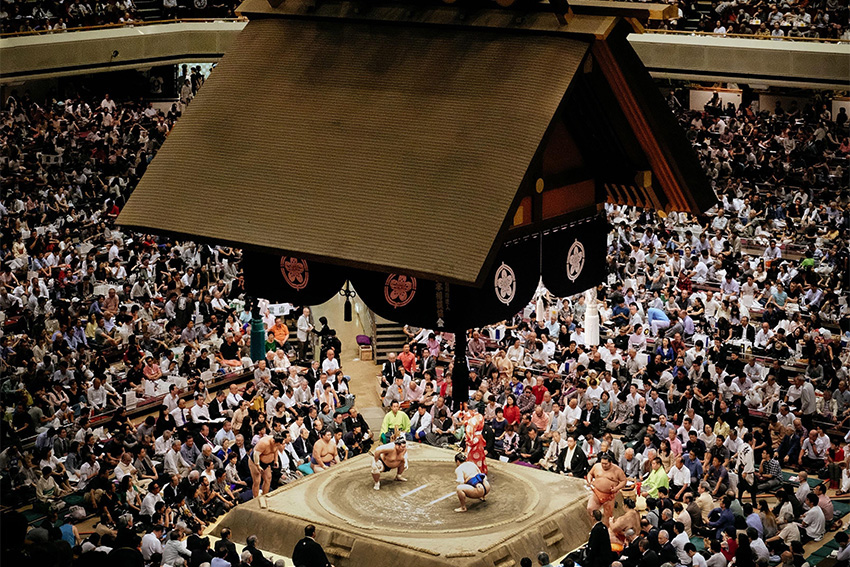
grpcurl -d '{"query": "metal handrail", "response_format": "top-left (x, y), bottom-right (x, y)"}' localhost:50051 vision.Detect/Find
top-left (644, 28), bottom-right (850, 44)
top-left (367, 303), bottom-right (377, 360)
top-left (0, 17), bottom-right (247, 38)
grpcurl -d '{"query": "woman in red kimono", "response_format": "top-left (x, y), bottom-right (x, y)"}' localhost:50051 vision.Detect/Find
top-left (459, 403), bottom-right (487, 474)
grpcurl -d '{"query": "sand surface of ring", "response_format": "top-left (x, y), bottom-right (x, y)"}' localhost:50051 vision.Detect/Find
top-left (316, 457), bottom-right (539, 532)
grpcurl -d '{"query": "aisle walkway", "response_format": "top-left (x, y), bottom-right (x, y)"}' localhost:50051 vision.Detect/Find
top-left (311, 294), bottom-right (385, 432)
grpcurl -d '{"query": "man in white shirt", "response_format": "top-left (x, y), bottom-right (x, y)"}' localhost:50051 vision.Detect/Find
top-left (743, 359), bottom-right (763, 383)
top-left (154, 431), bottom-right (174, 457)
top-left (693, 258), bottom-right (709, 283)
top-left (180, 268), bottom-right (195, 289)
top-left (87, 378), bottom-right (108, 410)
top-left (763, 240), bottom-right (782, 261)
top-left (668, 456), bottom-right (692, 500)
top-left (190, 394), bottom-right (211, 423)
top-left (564, 398), bottom-right (582, 432)
top-left (506, 339), bottom-right (525, 365)
top-left (100, 93), bottom-right (117, 112)
top-left (748, 528), bottom-right (770, 563)
top-left (686, 542), bottom-right (708, 567)
top-left (170, 399), bottom-right (191, 428)
top-left (667, 251), bottom-right (685, 278)
top-left (740, 276), bottom-right (759, 301)
top-left (140, 483), bottom-right (164, 519)
top-left (289, 414), bottom-right (306, 442)
top-left (540, 334), bottom-right (556, 362)
top-left (721, 274), bottom-right (740, 296)
top-left (321, 349), bottom-right (340, 381)
top-left (163, 440), bottom-right (191, 477)
top-left (626, 385), bottom-right (643, 413)
top-left (724, 429), bottom-right (743, 459)
top-left (799, 492), bottom-right (826, 542)
top-left (141, 525), bottom-right (164, 560)
top-left (114, 452), bottom-right (138, 483)
top-left (671, 522), bottom-right (691, 565)
top-left (737, 433), bottom-right (757, 506)
top-left (407, 404), bottom-right (432, 442)
top-left (754, 322), bottom-right (774, 351)
top-left (703, 291), bottom-right (721, 321)
top-left (78, 455), bottom-right (100, 490)
top-left (226, 383), bottom-right (244, 410)
top-left (107, 241), bottom-right (120, 262)
top-left (540, 431), bottom-right (568, 471)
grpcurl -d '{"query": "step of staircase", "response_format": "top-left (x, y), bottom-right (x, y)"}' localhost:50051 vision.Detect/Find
top-left (374, 322), bottom-right (406, 364)
top-left (135, 0), bottom-right (163, 21)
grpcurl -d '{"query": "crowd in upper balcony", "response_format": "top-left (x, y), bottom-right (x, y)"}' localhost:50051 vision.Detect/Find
top-left (2, 0), bottom-right (849, 39)
top-left (656, 0), bottom-right (850, 40)
top-left (649, 0), bottom-right (850, 41)
top-left (0, 0), bottom-right (242, 34)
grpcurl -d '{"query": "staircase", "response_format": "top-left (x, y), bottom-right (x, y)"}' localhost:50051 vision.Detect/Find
top-left (135, 0), bottom-right (163, 22)
top-left (374, 320), bottom-right (407, 363)
top-left (682, 0), bottom-right (714, 31)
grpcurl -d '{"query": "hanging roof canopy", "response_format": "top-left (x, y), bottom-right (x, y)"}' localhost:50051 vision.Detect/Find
top-left (118, 0), bottom-right (715, 287)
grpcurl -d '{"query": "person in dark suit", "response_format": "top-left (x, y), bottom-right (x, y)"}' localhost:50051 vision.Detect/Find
top-left (672, 390), bottom-right (701, 424)
top-left (245, 535), bottom-right (273, 567)
top-left (217, 527), bottom-right (240, 567)
top-left (194, 424), bottom-right (215, 451)
top-left (343, 408), bottom-right (372, 452)
top-left (618, 530), bottom-right (642, 567)
top-left (477, 354), bottom-right (497, 383)
top-left (381, 355), bottom-right (402, 390)
top-left (304, 361), bottom-right (322, 391)
top-left (292, 429), bottom-right (312, 460)
top-left (517, 427), bottom-right (544, 463)
top-left (656, 529), bottom-right (677, 565)
top-left (291, 524), bottom-right (333, 567)
top-left (577, 400), bottom-right (601, 438)
top-left (190, 536), bottom-right (213, 567)
top-left (420, 351), bottom-right (437, 376)
top-left (625, 398), bottom-right (653, 441)
top-left (556, 435), bottom-right (589, 477)
top-left (209, 390), bottom-right (231, 420)
top-left (637, 536), bottom-right (660, 567)
top-left (586, 509), bottom-right (613, 567)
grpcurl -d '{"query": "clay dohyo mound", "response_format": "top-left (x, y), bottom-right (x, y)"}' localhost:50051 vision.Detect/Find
top-left (214, 444), bottom-right (609, 567)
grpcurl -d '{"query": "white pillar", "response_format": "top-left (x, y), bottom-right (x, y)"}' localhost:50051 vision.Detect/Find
top-left (584, 288), bottom-right (599, 347)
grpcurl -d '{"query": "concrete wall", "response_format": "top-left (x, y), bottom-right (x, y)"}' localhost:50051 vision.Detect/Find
top-left (631, 32), bottom-right (850, 90)
top-left (0, 22), bottom-right (243, 85)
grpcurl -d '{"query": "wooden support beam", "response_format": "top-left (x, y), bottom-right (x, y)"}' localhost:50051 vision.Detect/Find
top-left (569, 0), bottom-right (677, 21)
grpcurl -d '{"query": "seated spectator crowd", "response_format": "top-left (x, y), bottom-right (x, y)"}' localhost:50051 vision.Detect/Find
top-left (370, 94), bottom-right (850, 566)
top-left (0, 79), bottom-right (849, 567)
top-left (0, 87), bottom-right (369, 566)
top-left (653, 0), bottom-right (850, 41)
